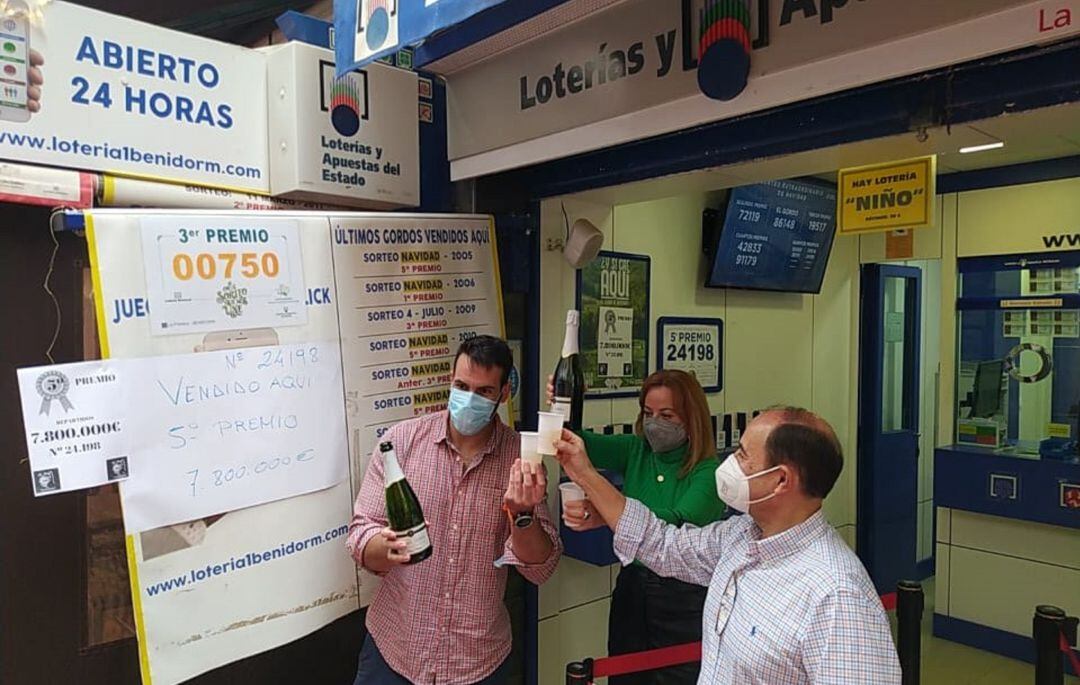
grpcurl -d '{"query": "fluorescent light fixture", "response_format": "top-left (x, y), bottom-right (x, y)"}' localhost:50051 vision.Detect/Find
top-left (959, 141), bottom-right (1005, 154)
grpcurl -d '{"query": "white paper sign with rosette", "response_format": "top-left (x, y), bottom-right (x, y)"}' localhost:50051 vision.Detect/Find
top-left (17, 361), bottom-right (131, 496)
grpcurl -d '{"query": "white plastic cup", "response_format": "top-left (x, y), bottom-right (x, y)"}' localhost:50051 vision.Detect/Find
top-left (536, 411), bottom-right (563, 455)
top-left (520, 431), bottom-right (542, 466)
top-left (559, 482), bottom-right (587, 524)
top-left (559, 481), bottom-right (586, 505)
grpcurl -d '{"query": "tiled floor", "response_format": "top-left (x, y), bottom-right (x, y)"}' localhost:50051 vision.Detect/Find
top-left (909, 578), bottom-right (1078, 685)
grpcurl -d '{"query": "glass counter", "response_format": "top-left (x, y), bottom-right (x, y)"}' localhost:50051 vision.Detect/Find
top-left (937, 250), bottom-right (1079, 530)
top-left (955, 251), bottom-right (1080, 463)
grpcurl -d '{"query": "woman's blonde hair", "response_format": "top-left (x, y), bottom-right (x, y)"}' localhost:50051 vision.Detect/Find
top-left (633, 370), bottom-right (716, 477)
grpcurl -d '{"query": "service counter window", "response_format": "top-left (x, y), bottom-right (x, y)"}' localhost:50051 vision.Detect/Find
top-left (955, 252), bottom-right (1080, 463)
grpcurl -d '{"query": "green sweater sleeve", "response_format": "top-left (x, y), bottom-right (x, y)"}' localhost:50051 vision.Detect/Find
top-left (580, 431), bottom-right (640, 475)
top-left (650, 458), bottom-right (726, 527)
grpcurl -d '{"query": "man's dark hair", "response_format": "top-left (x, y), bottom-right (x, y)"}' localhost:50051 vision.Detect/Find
top-left (454, 335), bottom-right (513, 388)
top-left (762, 406), bottom-right (843, 499)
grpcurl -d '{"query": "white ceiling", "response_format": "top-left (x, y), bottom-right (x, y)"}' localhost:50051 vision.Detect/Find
top-left (936, 103), bottom-right (1080, 172)
top-left (570, 101), bottom-right (1080, 206)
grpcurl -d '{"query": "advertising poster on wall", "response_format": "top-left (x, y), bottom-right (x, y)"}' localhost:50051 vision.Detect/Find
top-left (837, 155), bottom-right (936, 235)
top-left (87, 210), bottom-right (358, 685)
top-left (70, 208), bottom-right (507, 684)
top-left (0, 2), bottom-right (269, 192)
top-left (507, 338), bottom-right (522, 420)
top-left (329, 214), bottom-right (509, 487)
top-left (577, 251), bottom-right (650, 398)
top-left (17, 358), bottom-right (131, 496)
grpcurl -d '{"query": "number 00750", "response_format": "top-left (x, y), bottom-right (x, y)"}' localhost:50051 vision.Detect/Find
top-left (171, 252), bottom-right (280, 281)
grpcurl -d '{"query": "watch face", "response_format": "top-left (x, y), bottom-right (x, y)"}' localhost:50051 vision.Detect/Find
top-left (514, 513), bottom-right (533, 528)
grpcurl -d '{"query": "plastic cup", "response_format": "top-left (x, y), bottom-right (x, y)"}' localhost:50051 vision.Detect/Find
top-left (559, 481), bottom-right (586, 505)
top-left (559, 482), bottom-right (587, 524)
top-left (536, 411), bottom-right (563, 455)
top-left (520, 431), bottom-right (542, 466)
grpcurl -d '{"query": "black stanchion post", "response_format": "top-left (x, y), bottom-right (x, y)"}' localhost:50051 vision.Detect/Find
top-left (896, 580), bottom-right (924, 685)
top-left (1034, 605), bottom-right (1069, 685)
top-left (566, 658), bottom-right (592, 685)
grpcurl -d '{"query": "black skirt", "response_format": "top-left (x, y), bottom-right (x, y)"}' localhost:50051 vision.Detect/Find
top-left (608, 564), bottom-right (708, 685)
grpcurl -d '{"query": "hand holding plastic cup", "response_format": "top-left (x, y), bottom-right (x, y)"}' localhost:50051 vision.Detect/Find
top-left (559, 481), bottom-right (587, 519)
top-left (520, 431), bottom-right (542, 466)
top-left (536, 411), bottom-right (563, 455)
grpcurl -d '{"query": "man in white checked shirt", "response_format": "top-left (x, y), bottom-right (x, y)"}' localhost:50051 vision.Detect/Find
top-left (554, 406), bottom-right (901, 684)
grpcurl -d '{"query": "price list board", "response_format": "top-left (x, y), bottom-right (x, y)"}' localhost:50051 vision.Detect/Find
top-left (330, 215), bottom-right (506, 483)
top-left (708, 179), bottom-right (837, 293)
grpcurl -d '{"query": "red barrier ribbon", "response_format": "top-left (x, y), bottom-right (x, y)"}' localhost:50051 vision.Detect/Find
top-left (879, 592), bottom-right (897, 612)
top-left (593, 642), bottom-right (702, 678)
top-left (1062, 631), bottom-right (1080, 676)
top-left (587, 592), bottom-right (899, 678)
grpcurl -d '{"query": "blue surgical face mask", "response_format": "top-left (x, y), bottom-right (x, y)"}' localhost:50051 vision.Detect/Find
top-left (448, 387), bottom-right (498, 436)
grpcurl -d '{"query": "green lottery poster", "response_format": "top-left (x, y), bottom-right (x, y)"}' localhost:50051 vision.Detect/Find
top-left (577, 251), bottom-right (650, 398)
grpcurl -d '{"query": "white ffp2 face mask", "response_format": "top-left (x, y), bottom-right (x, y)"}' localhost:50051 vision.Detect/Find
top-left (715, 453), bottom-right (782, 513)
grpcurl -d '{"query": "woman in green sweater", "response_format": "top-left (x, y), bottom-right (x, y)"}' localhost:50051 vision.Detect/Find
top-left (548, 369), bottom-right (725, 685)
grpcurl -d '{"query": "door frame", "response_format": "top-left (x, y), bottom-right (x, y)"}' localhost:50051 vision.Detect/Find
top-left (857, 263), bottom-right (925, 592)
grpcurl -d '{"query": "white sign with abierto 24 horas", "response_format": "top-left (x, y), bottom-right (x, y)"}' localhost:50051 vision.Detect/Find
top-left (0, 1), bottom-right (269, 191)
top-left (18, 342), bottom-right (349, 532)
top-left (140, 216), bottom-right (308, 336)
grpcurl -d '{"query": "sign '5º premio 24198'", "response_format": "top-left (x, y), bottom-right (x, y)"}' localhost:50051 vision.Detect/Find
top-left (140, 216), bottom-right (308, 336)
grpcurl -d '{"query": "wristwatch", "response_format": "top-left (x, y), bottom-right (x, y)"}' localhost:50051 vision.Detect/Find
top-left (512, 509), bottom-right (534, 529)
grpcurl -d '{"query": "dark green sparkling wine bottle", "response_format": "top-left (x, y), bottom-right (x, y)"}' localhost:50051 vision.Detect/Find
top-left (381, 441), bottom-right (432, 564)
top-left (552, 309), bottom-right (584, 430)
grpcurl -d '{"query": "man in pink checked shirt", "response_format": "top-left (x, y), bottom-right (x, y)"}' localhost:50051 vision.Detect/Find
top-left (347, 335), bottom-right (562, 685)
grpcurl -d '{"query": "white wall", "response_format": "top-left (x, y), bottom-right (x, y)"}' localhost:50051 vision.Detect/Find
top-left (937, 508), bottom-right (1080, 636)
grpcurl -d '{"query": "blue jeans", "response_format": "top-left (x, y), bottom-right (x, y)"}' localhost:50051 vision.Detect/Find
top-left (353, 635), bottom-right (509, 685)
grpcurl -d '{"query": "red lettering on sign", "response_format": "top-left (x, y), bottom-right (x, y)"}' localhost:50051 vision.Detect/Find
top-left (1039, 7), bottom-right (1072, 32)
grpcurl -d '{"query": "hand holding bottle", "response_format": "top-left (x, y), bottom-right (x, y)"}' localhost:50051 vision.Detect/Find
top-left (369, 528), bottom-right (413, 570)
top-left (546, 374), bottom-right (587, 408)
top-left (379, 442), bottom-right (432, 566)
